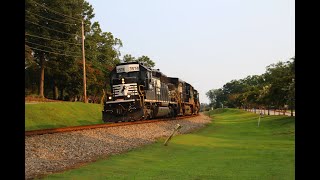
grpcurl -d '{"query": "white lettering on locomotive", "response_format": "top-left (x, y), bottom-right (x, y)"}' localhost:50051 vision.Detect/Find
top-left (116, 64), bottom-right (140, 73)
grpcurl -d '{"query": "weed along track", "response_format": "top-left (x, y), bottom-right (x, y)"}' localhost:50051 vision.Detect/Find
top-left (25, 113), bottom-right (211, 180)
top-left (25, 115), bottom-right (199, 136)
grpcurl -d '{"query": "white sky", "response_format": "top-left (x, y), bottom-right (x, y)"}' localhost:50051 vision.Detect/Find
top-left (87, 0), bottom-right (295, 104)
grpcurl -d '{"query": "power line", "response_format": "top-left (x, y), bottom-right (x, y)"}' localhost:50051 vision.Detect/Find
top-left (30, 0), bottom-right (82, 22)
top-left (28, 45), bottom-right (82, 58)
top-left (26, 10), bottom-right (79, 26)
top-left (25, 19), bottom-right (79, 36)
top-left (25, 33), bottom-right (81, 46)
top-left (25, 40), bottom-right (81, 56)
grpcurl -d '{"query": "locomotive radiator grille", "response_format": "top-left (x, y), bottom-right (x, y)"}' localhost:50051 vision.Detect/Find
top-left (113, 83), bottom-right (138, 97)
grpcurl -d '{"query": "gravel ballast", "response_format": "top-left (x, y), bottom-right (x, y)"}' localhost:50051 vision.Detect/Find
top-left (25, 114), bottom-right (211, 179)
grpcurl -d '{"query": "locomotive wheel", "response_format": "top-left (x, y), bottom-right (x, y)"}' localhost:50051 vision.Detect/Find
top-left (149, 110), bottom-right (154, 120)
top-left (143, 114), bottom-right (149, 120)
top-left (169, 106), bottom-right (175, 118)
top-left (143, 110), bottom-right (150, 120)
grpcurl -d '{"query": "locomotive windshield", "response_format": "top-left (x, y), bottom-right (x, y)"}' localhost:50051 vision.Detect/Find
top-left (111, 72), bottom-right (139, 85)
top-left (112, 71), bottom-right (139, 79)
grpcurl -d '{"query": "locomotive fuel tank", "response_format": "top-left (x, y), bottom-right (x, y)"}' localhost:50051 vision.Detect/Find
top-left (154, 107), bottom-right (171, 118)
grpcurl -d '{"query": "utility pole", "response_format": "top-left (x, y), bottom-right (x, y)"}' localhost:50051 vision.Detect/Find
top-left (81, 20), bottom-right (87, 103)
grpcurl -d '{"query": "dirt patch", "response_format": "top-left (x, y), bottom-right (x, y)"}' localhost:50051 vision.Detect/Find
top-left (25, 96), bottom-right (63, 103)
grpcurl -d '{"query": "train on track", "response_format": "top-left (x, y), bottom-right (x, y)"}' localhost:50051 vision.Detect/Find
top-left (102, 61), bottom-right (200, 122)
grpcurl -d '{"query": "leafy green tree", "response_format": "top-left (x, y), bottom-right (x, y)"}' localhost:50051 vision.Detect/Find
top-left (206, 89), bottom-right (216, 108)
top-left (206, 57), bottom-right (295, 115)
top-left (25, 0), bottom-right (123, 103)
top-left (257, 83), bottom-right (272, 114)
top-left (25, 0), bottom-right (84, 98)
top-left (206, 88), bottom-right (225, 109)
top-left (136, 55), bottom-right (155, 68)
top-left (287, 57), bottom-right (295, 116)
top-left (264, 60), bottom-right (294, 113)
top-left (83, 22), bottom-right (122, 102)
top-left (222, 80), bottom-right (245, 108)
top-left (123, 54), bottom-right (156, 68)
top-left (123, 54), bottom-right (136, 62)
top-left (25, 44), bottom-right (36, 69)
top-left (200, 103), bottom-right (209, 111)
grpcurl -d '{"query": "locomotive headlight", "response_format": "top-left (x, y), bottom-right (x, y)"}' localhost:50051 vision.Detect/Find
top-left (108, 96), bottom-right (112, 100)
top-left (127, 95), bottom-right (131, 98)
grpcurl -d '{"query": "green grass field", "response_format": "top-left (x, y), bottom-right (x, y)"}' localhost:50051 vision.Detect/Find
top-left (25, 102), bottom-right (103, 131)
top-left (41, 108), bottom-right (295, 180)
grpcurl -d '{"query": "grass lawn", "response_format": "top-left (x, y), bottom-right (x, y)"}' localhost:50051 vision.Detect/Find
top-left (25, 102), bottom-right (104, 131)
top-left (41, 108), bottom-right (295, 179)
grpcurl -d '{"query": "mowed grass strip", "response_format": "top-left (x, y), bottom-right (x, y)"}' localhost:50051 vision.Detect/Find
top-left (41, 108), bottom-right (294, 180)
top-left (25, 102), bottom-right (103, 131)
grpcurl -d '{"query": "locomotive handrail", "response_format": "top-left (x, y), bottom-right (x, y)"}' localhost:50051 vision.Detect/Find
top-left (138, 85), bottom-right (144, 107)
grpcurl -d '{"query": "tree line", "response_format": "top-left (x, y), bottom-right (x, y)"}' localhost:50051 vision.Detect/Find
top-left (25, 0), bottom-right (155, 103)
top-left (206, 57), bottom-right (295, 115)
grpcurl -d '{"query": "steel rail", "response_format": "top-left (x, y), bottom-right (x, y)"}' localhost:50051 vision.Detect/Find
top-left (25, 114), bottom-right (199, 136)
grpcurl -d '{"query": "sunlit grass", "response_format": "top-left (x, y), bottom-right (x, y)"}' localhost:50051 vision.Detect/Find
top-left (25, 102), bottom-right (103, 131)
top-left (41, 108), bottom-right (294, 180)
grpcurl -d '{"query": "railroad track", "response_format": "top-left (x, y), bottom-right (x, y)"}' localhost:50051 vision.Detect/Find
top-left (25, 114), bottom-right (199, 136)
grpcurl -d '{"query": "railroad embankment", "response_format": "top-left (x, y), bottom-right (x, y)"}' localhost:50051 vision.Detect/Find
top-left (25, 113), bottom-right (211, 179)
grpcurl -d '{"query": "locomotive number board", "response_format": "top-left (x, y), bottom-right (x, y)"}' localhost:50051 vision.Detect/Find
top-left (116, 64), bottom-right (140, 73)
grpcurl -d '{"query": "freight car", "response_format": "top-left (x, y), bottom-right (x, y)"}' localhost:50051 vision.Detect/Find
top-left (102, 61), bottom-right (200, 122)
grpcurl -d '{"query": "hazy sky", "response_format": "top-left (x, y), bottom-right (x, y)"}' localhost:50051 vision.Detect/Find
top-left (87, 0), bottom-right (295, 104)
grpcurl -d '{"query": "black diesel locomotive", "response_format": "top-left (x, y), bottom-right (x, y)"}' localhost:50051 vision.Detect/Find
top-left (102, 61), bottom-right (200, 122)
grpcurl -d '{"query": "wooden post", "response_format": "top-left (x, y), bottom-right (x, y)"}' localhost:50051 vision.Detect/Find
top-left (258, 113), bottom-right (262, 127)
top-left (39, 53), bottom-right (45, 98)
top-left (164, 124), bottom-right (182, 146)
top-left (100, 89), bottom-right (106, 106)
top-left (82, 20), bottom-right (87, 103)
